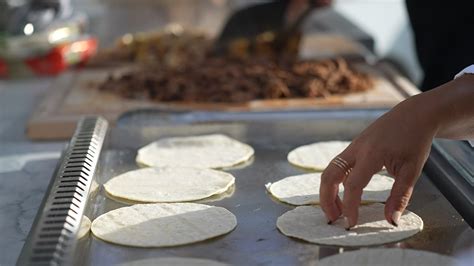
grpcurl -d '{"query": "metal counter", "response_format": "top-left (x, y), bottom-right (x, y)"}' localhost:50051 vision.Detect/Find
top-left (20, 110), bottom-right (474, 265)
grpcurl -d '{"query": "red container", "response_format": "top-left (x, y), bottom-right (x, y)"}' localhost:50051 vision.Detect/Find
top-left (0, 37), bottom-right (97, 78)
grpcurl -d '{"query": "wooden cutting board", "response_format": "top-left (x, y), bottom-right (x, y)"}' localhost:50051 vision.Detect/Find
top-left (27, 61), bottom-right (419, 140)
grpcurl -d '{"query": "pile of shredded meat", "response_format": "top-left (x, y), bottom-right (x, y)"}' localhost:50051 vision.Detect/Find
top-left (98, 57), bottom-right (373, 103)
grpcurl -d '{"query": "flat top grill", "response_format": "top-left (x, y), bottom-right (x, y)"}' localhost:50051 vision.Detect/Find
top-left (19, 110), bottom-right (474, 265)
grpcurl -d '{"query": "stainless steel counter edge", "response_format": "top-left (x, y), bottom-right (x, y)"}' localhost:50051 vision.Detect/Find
top-left (17, 116), bottom-right (108, 266)
top-left (425, 141), bottom-right (474, 228)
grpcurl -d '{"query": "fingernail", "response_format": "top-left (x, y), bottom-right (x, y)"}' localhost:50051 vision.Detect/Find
top-left (392, 211), bottom-right (402, 226)
top-left (344, 217), bottom-right (351, 231)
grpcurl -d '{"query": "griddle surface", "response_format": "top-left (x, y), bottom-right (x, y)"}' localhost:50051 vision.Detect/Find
top-left (78, 115), bottom-right (472, 265)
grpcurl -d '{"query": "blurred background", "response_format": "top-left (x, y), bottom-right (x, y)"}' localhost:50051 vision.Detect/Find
top-left (1, 2), bottom-right (473, 266)
top-left (0, 0), bottom-right (421, 82)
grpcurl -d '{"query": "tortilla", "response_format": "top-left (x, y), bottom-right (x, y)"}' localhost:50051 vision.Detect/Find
top-left (136, 134), bottom-right (254, 169)
top-left (287, 141), bottom-right (350, 170)
top-left (267, 173), bottom-right (394, 205)
top-left (276, 203), bottom-right (423, 246)
top-left (91, 203), bottom-right (237, 247)
top-left (318, 248), bottom-right (456, 266)
top-left (104, 167), bottom-right (235, 203)
top-left (78, 216), bottom-right (91, 239)
top-left (106, 184), bottom-right (236, 205)
top-left (118, 257), bottom-right (229, 266)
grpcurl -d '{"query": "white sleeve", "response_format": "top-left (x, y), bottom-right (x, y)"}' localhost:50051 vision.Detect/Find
top-left (454, 65), bottom-right (474, 147)
top-left (454, 64), bottom-right (474, 79)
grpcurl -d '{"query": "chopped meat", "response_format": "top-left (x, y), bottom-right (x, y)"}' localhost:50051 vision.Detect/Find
top-left (98, 57), bottom-right (373, 103)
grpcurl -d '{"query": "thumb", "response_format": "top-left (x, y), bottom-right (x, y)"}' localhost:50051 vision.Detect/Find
top-left (384, 164), bottom-right (420, 226)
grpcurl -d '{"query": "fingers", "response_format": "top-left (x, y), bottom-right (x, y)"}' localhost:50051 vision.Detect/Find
top-left (342, 159), bottom-right (380, 229)
top-left (384, 164), bottom-right (420, 226)
top-left (320, 153), bottom-right (353, 223)
top-left (320, 163), bottom-right (343, 223)
top-left (335, 194), bottom-right (343, 214)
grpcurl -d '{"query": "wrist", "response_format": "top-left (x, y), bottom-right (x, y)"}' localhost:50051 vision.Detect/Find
top-left (419, 74), bottom-right (474, 138)
top-left (403, 93), bottom-right (443, 137)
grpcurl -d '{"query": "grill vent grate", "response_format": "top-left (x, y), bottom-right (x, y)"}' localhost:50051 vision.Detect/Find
top-left (17, 117), bottom-right (108, 266)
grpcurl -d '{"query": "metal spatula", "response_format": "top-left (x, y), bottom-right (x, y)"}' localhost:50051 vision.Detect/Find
top-left (213, 2), bottom-right (319, 57)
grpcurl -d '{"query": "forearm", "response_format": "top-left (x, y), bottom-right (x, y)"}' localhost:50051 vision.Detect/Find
top-left (410, 74), bottom-right (474, 140)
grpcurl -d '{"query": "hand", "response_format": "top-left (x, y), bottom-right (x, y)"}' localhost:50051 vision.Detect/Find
top-left (320, 73), bottom-right (474, 229)
top-left (319, 95), bottom-right (438, 229)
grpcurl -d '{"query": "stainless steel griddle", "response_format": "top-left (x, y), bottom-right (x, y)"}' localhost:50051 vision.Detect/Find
top-left (18, 109), bottom-right (473, 265)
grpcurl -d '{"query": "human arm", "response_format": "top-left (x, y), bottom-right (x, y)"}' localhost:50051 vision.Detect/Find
top-left (319, 73), bottom-right (474, 229)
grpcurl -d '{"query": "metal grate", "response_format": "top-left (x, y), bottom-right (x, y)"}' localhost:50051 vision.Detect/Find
top-left (17, 117), bottom-right (108, 266)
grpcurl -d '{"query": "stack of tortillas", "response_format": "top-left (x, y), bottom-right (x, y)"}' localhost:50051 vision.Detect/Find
top-left (92, 134), bottom-right (252, 248)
